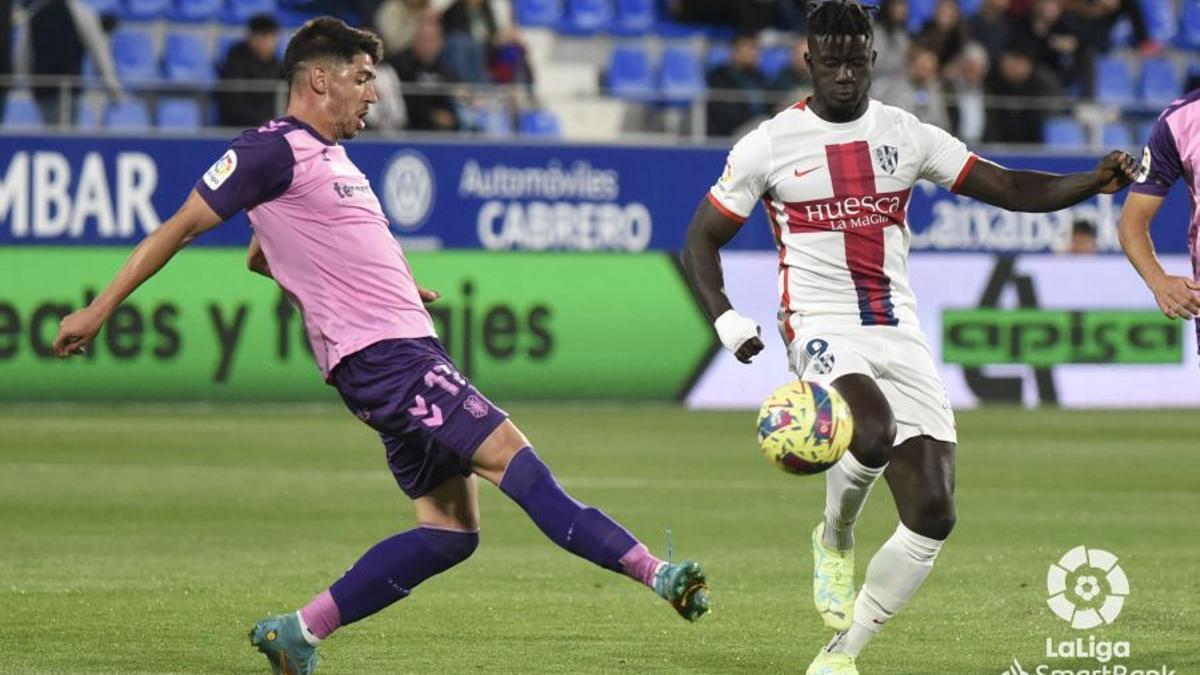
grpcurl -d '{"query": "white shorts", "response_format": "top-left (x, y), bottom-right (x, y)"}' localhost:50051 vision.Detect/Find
top-left (785, 325), bottom-right (957, 445)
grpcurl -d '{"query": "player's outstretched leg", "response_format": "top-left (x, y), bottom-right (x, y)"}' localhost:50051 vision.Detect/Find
top-left (473, 421), bottom-right (710, 622)
top-left (812, 374), bottom-right (894, 631)
top-left (251, 477), bottom-right (480, 673)
top-left (809, 436), bottom-right (955, 673)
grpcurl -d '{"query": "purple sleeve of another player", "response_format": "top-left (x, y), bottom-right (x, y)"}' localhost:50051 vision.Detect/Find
top-left (194, 133), bottom-right (295, 219)
top-left (1131, 116), bottom-right (1183, 198)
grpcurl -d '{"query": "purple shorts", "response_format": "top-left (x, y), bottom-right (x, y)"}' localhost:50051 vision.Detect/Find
top-left (332, 337), bottom-right (508, 499)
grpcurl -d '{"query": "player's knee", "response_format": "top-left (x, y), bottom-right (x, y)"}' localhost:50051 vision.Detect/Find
top-left (850, 412), bottom-right (896, 467)
top-left (418, 527), bottom-right (480, 565)
top-left (908, 495), bottom-right (956, 541)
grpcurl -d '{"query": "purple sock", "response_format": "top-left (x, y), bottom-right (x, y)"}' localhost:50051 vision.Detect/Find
top-left (499, 447), bottom-right (642, 575)
top-left (317, 526), bottom-right (478, 633)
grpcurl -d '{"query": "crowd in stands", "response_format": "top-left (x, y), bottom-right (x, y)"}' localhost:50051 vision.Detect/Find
top-left (0, 0), bottom-right (1197, 144)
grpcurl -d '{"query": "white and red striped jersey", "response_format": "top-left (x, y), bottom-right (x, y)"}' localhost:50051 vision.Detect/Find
top-left (708, 99), bottom-right (976, 342)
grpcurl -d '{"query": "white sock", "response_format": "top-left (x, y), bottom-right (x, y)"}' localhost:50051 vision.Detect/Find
top-left (830, 523), bottom-right (944, 657)
top-left (822, 451), bottom-right (886, 551)
top-left (296, 611), bottom-right (322, 646)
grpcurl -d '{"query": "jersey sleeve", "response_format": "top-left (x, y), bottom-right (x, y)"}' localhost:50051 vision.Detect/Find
top-left (1131, 115), bottom-right (1182, 197)
top-left (707, 125), bottom-right (771, 223)
top-left (194, 135), bottom-right (295, 220)
top-left (912, 119), bottom-right (977, 193)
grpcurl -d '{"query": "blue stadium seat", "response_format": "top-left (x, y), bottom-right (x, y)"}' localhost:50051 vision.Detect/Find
top-left (1102, 122), bottom-right (1135, 150)
top-left (76, 99), bottom-right (101, 129)
top-left (705, 43), bottom-right (731, 71)
top-left (104, 98), bottom-right (151, 130)
top-left (1140, 57), bottom-right (1181, 103)
top-left (906, 0), bottom-right (935, 32)
top-left (225, 0), bottom-right (278, 24)
top-left (163, 32), bottom-right (215, 84)
top-left (958, 0), bottom-right (982, 15)
top-left (658, 46), bottom-right (703, 104)
top-left (1140, 0), bottom-right (1176, 43)
top-left (1094, 57), bottom-right (1135, 106)
top-left (605, 45), bottom-right (653, 100)
top-left (112, 29), bottom-right (159, 85)
top-left (514, 0), bottom-right (562, 27)
top-left (759, 47), bottom-right (790, 80)
top-left (2, 93), bottom-right (43, 129)
top-left (156, 97), bottom-right (202, 130)
top-left (1138, 120), bottom-right (1156, 145)
top-left (610, 0), bottom-right (654, 35)
top-left (174, 0), bottom-right (224, 22)
top-left (1044, 118), bottom-right (1087, 148)
top-left (560, 0), bottom-right (613, 35)
top-left (1181, 0), bottom-right (1200, 48)
top-left (518, 109), bottom-right (562, 137)
top-left (81, 0), bottom-right (120, 15)
top-left (123, 0), bottom-right (172, 20)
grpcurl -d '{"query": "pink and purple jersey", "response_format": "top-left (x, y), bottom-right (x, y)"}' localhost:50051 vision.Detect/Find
top-left (195, 116), bottom-right (435, 380)
top-left (1133, 89), bottom-right (1200, 285)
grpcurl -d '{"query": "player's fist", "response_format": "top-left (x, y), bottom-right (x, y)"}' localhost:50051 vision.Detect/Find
top-left (417, 285), bottom-right (441, 304)
top-left (53, 306), bottom-right (106, 358)
top-left (1093, 150), bottom-right (1139, 194)
top-left (715, 309), bottom-right (764, 364)
top-left (1148, 274), bottom-right (1200, 320)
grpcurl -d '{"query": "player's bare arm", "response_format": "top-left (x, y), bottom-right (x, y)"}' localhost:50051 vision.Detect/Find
top-left (680, 198), bottom-right (765, 364)
top-left (1118, 191), bottom-right (1200, 319)
top-left (956, 150), bottom-right (1139, 212)
top-left (53, 189), bottom-right (222, 357)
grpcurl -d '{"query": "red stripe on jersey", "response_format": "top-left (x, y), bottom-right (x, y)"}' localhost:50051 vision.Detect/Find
top-left (791, 99), bottom-right (808, 110)
top-left (764, 196), bottom-right (796, 343)
top-left (824, 141), bottom-right (898, 326)
top-left (707, 192), bottom-right (748, 223)
top-left (951, 154), bottom-right (979, 193)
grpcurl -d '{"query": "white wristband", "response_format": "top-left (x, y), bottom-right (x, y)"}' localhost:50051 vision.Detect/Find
top-left (714, 309), bottom-right (760, 354)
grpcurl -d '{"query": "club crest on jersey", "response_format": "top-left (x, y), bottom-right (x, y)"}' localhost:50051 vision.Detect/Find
top-left (874, 145), bottom-right (899, 175)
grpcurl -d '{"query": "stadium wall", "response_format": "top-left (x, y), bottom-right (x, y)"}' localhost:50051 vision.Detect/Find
top-left (1, 135), bottom-right (1195, 405)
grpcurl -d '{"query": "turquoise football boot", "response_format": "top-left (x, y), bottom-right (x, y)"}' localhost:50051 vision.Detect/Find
top-left (813, 522), bottom-right (855, 631)
top-left (654, 560), bottom-right (711, 622)
top-left (249, 613), bottom-right (318, 675)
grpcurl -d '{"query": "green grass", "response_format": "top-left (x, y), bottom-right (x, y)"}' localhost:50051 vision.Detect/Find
top-left (1, 405), bottom-right (1198, 674)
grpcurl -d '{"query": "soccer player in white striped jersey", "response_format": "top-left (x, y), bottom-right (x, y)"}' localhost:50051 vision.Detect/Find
top-left (681, 2), bottom-right (1138, 673)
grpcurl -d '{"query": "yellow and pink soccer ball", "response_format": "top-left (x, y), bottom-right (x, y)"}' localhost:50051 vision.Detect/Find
top-left (756, 380), bottom-right (854, 475)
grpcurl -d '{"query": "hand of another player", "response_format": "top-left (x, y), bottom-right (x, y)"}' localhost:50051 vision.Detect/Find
top-left (1148, 274), bottom-right (1200, 320)
top-left (1092, 151), bottom-right (1139, 194)
top-left (714, 309), bottom-right (764, 364)
top-left (417, 286), bottom-right (441, 304)
top-left (53, 306), bottom-right (106, 358)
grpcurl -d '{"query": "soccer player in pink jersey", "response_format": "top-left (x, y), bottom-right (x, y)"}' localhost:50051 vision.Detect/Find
top-left (52, 17), bottom-right (708, 675)
top-left (1118, 89), bottom-right (1200, 333)
top-left (680, 2), bottom-right (1137, 673)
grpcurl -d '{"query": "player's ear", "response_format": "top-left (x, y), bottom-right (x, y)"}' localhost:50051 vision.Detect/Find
top-left (309, 63), bottom-right (328, 95)
top-left (871, 50), bottom-right (877, 66)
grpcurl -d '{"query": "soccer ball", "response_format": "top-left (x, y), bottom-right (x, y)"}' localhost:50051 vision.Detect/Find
top-left (756, 380), bottom-right (854, 475)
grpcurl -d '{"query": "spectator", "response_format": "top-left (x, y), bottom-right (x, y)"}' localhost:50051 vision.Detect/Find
top-left (872, 0), bottom-right (910, 102)
top-left (391, 19), bottom-right (460, 131)
top-left (881, 43), bottom-right (950, 131)
top-left (1020, 0), bottom-right (1083, 92)
top-left (771, 38), bottom-right (812, 105)
top-left (373, 0), bottom-right (433, 59)
top-left (968, 0), bottom-right (1014, 68)
top-left (0, 0), bottom-right (11, 121)
top-left (217, 14), bottom-right (284, 128)
top-left (440, 0), bottom-right (496, 84)
top-left (16, 0), bottom-right (121, 126)
top-left (705, 33), bottom-right (770, 138)
top-left (917, 0), bottom-right (969, 68)
top-left (946, 42), bottom-right (989, 145)
top-left (1062, 0), bottom-right (1158, 56)
top-left (1067, 218), bottom-right (1098, 254)
top-left (987, 42), bottom-right (1062, 144)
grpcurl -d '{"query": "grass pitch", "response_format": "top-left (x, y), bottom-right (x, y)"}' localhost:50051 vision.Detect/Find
top-left (1, 404), bottom-right (1198, 674)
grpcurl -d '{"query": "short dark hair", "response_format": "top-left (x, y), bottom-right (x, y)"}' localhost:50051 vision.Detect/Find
top-left (247, 13), bottom-right (279, 35)
top-left (1072, 219), bottom-right (1097, 237)
top-left (808, 0), bottom-right (874, 45)
top-left (282, 16), bottom-right (384, 85)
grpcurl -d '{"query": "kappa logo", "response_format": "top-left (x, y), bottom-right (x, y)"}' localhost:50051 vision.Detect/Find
top-left (1046, 545), bottom-right (1129, 629)
top-left (202, 149), bottom-right (237, 190)
top-left (874, 144), bottom-right (899, 174)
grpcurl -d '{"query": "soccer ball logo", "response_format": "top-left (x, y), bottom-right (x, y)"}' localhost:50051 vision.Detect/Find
top-left (1046, 546), bottom-right (1129, 629)
top-left (756, 380), bottom-right (853, 475)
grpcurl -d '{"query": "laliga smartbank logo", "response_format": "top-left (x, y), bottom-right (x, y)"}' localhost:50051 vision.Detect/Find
top-left (1002, 547), bottom-right (1176, 675)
